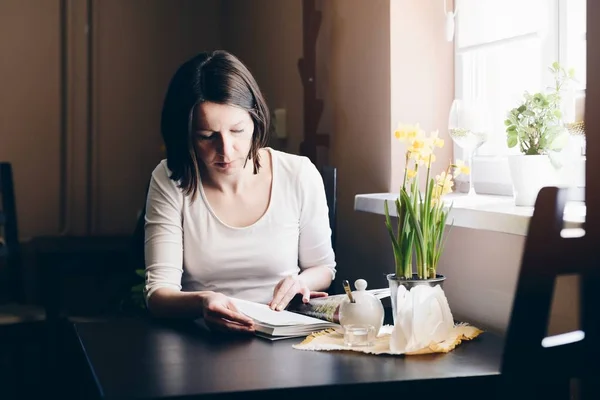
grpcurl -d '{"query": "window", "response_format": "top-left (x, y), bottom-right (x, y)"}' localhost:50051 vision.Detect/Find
top-left (454, 0), bottom-right (587, 196)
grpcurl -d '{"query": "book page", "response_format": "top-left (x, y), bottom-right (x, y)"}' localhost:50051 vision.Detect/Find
top-left (231, 298), bottom-right (330, 327)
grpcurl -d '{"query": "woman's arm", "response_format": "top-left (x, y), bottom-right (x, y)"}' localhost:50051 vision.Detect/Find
top-left (143, 164), bottom-right (253, 331)
top-left (298, 265), bottom-right (334, 292)
top-left (148, 288), bottom-right (254, 332)
top-left (147, 288), bottom-right (211, 319)
top-left (143, 165), bottom-right (186, 309)
top-left (297, 158), bottom-right (337, 282)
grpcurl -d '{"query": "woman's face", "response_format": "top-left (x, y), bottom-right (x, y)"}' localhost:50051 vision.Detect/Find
top-left (192, 101), bottom-right (254, 175)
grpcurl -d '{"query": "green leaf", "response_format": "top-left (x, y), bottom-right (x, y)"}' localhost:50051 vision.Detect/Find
top-left (385, 199), bottom-right (411, 275)
top-left (507, 133), bottom-right (518, 148)
top-left (400, 189), bottom-right (424, 258)
top-left (548, 128), bottom-right (569, 151)
top-left (131, 283), bottom-right (144, 293)
top-left (135, 269), bottom-right (146, 278)
top-left (402, 231), bottom-right (415, 278)
top-left (523, 110), bottom-right (535, 117)
top-left (384, 200), bottom-right (397, 243)
top-left (396, 197), bottom-right (407, 236)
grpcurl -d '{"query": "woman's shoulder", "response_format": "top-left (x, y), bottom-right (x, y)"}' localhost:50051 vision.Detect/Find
top-left (150, 159), bottom-right (181, 190)
top-left (151, 159), bottom-right (171, 180)
top-left (269, 148), bottom-right (323, 195)
top-left (269, 148), bottom-right (313, 177)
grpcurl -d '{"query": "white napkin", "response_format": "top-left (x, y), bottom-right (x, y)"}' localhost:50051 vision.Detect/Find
top-left (390, 285), bottom-right (455, 354)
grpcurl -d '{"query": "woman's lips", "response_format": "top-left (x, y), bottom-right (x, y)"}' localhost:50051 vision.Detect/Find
top-left (215, 161), bottom-right (232, 168)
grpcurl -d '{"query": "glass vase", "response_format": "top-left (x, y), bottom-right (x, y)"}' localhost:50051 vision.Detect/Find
top-left (387, 273), bottom-right (446, 325)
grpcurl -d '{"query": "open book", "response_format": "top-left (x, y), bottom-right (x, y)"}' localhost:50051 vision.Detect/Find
top-left (231, 288), bottom-right (390, 340)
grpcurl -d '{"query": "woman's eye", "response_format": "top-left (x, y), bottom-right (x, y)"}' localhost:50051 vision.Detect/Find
top-left (197, 134), bottom-right (217, 141)
top-left (231, 129), bottom-right (244, 134)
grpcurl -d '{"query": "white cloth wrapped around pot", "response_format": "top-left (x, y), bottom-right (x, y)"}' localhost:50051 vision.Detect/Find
top-left (390, 284), bottom-right (455, 354)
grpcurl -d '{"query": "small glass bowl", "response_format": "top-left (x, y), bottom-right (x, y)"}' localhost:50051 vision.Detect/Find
top-left (343, 324), bottom-right (376, 347)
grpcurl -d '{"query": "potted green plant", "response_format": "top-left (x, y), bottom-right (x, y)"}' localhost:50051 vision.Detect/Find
top-left (504, 62), bottom-right (575, 206)
top-left (384, 124), bottom-right (469, 322)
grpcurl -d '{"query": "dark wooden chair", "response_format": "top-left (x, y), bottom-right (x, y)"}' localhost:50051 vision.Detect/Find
top-left (0, 162), bottom-right (47, 399)
top-left (501, 186), bottom-right (600, 399)
top-left (319, 165), bottom-right (337, 251)
top-left (0, 163), bottom-right (45, 322)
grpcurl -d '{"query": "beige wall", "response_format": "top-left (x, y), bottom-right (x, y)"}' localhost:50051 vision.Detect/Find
top-left (321, 0), bottom-right (394, 290)
top-left (92, 0), bottom-right (221, 234)
top-left (1, 0), bottom-right (221, 238)
top-left (220, 0), bottom-right (304, 155)
top-left (2, 0), bottom-right (302, 239)
top-left (390, 0), bottom-right (454, 190)
top-left (439, 228), bottom-right (580, 335)
top-left (0, 1), bottom-right (62, 238)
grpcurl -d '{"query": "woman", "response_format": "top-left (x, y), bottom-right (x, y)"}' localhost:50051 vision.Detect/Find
top-left (144, 50), bottom-right (336, 333)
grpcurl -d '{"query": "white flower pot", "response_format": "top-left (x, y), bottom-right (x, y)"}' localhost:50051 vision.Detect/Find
top-left (507, 155), bottom-right (561, 206)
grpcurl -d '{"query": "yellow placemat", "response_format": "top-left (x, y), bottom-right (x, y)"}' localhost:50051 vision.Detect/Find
top-left (292, 324), bottom-right (483, 355)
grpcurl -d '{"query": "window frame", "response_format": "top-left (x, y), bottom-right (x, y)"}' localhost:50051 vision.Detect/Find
top-left (453, 0), bottom-right (585, 196)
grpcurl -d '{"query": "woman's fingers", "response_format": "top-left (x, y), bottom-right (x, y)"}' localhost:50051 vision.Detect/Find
top-left (270, 276), bottom-right (329, 310)
top-left (273, 282), bottom-right (303, 311)
top-left (205, 302), bottom-right (254, 327)
top-left (270, 277), bottom-right (296, 310)
top-left (204, 314), bottom-right (255, 333)
top-left (301, 286), bottom-right (311, 303)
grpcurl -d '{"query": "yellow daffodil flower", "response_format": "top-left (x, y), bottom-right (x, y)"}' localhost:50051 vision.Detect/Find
top-left (453, 159), bottom-right (470, 177)
top-left (419, 152), bottom-right (436, 166)
top-left (427, 130), bottom-right (445, 148)
top-left (435, 171), bottom-right (454, 196)
top-left (407, 124), bottom-right (422, 140)
top-left (394, 123), bottom-right (422, 142)
top-left (408, 138), bottom-right (425, 152)
top-left (388, 121), bottom-right (458, 281)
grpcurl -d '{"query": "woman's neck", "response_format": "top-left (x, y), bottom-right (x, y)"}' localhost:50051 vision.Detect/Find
top-left (201, 149), bottom-right (269, 195)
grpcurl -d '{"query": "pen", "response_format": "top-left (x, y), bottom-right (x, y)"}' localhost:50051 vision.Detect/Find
top-left (342, 280), bottom-right (355, 303)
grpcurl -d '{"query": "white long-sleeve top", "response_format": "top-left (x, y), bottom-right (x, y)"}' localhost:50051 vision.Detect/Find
top-left (144, 148), bottom-right (337, 304)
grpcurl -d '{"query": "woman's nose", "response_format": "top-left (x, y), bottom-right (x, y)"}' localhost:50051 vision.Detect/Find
top-left (217, 132), bottom-right (234, 157)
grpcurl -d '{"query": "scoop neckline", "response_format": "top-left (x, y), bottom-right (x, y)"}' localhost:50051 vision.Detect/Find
top-left (198, 147), bottom-right (277, 230)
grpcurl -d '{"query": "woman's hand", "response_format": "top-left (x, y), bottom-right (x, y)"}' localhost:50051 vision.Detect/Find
top-left (201, 292), bottom-right (255, 333)
top-left (269, 275), bottom-right (329, 311)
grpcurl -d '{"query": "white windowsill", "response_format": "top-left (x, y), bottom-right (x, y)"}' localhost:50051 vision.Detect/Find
top-left (354, 192), bottom-right (586, 236)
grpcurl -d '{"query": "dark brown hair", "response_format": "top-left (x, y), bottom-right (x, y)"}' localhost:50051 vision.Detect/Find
top-left (160, 50), bottom-right (271, 199)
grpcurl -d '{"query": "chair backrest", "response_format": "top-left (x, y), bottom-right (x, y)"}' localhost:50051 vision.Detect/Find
top-left (318, 165), bottom-right (337, 251)
top-left (131, 183), bottom-right (149, 274)
top-left (0, 163), bottom-right (23, 303)
top-left (501, 186), bottom-right (600, 398)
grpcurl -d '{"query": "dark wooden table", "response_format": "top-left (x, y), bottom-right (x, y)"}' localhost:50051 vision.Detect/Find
top-left (73, 317), bottom-right (504, 400)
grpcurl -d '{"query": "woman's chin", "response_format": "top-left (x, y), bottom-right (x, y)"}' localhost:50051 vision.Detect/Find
top-left (211, 162), bottom-right (242, 175)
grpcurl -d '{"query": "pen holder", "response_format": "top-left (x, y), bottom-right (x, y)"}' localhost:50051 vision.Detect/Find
top-left (338, 279), bottom-right (384, 344)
